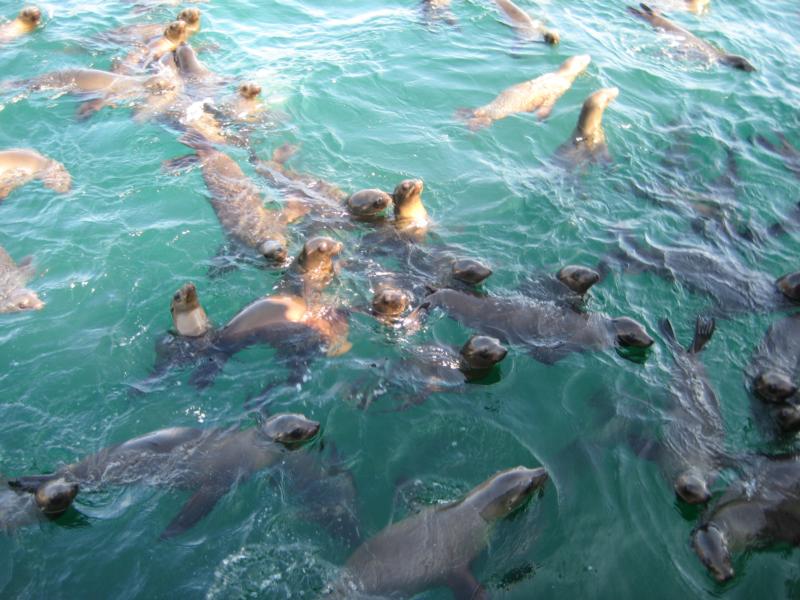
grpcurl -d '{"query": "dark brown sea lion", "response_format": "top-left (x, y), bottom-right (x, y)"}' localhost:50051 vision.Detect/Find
top-left (0, 476), bottom-right (77, 532)
top-left (628, 4), bottom-right (754, 71)
top-left (0, 149), bottom-right (70, 199)
top-left (692, 453), bottom-right (800, 582)
top-left (409, 288), bottom-right (653, 364)
top-left (457, 55), bottom-right (590, 130)
top-left (746, 312), bottom-right (800, 433)
top-left (9, 414), bottom-right (320, 539)
top-left (494, 0), bottom-right (559, 45)
top-left (556, 87), bottom-right (619, 165)
top-left (0, 245), bottom-right (44, 313)
top-left (0, 6), bottom-right (41, 43)
top-left (325, 466), bottom-right (548, 599)
top-left (451, 259), bottom-right (492, 285)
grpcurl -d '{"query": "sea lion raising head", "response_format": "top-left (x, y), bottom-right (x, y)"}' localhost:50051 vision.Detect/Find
top-left (19, 6), bottom-right (41, 26)
top-left (371, 287), bottom-right (411, 319)
top-left (296, 236), bottom-right (343, 279)
top-left (238, 81), bottom-right (262, 100)
top-left (392, 179), bottom-right (427, 224)
top-left (777, 271), bottom-right (800, 302)
top-left (469, 466), bottom-right (549, 521)
top-left (34, 478), bottom-right (78, 517)
top-left (346, 189), bottom-right (393, 219)
top-left (459, 335), bottom-right (508, 377)
top-left (451, 258), bottom-right (492, 285)
top-left (177, 8), bottom-right (201, 33)
top-left (557, 265), bottom-right (600, 295)
top-left (260, 413), bottom-right (320, 447)
top-left (170, 283), bottom-right (210, 337)
top-left (164, 20), bottom-right (188, 45)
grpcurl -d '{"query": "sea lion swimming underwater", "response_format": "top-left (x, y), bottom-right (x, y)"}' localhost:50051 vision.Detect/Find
top-left (0, 244), bottom-right (44, 313)
top-left (0, 149), bottom-right (70, 199)
top-left (0, 6), bottom-right (41, 44)
top-left (493, 0), bottom-right (559, 45)
top-left (408, 288), bottom-right (653, 364)
top-left (692, 453), bottom-right (800, 582)
top-left (0, 475), bottom-right (77, 533)
top-left (556, 87), bottom-right (619, 166)
top-left (746, 312), bottom-right (800, 433)
top-left (628, 3), bottom-right (755, 71)
top-left (457, 55), bottom-right (590, 130)
top-left (8, 413), bottom-right (320, 539)
top-left (324, 466), bottom-right (548, 599)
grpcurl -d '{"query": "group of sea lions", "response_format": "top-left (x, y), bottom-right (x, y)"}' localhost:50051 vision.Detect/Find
top-left (0, 0), bottom-right (799, 594)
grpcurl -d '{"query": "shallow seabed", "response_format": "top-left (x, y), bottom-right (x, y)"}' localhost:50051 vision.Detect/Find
top-left (1, 0), bottom-right (799, 597)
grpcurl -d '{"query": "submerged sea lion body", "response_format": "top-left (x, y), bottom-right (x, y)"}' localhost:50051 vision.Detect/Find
top-left (693, 454), bottom-right (800, 582)
top-left (746, 313), bottom-right (800, 433)
top-left (556, 87), bottom-right (619, 166)
top-left (494, 0), bottom-right (559, 45)
top-left (327, 466), bottom-right (548, 599)
top-left (458, 55), bottom-right (590, 130)
top-left (421, 0), bottom-right (457, 26)
top-left (414, 288), bottom-right (653, 364)
top-left (0, 245), bottom-right (44, 313)
top-left (9, 414), bottom-right (320, 539)
top-left (628, 3), bottom-right (754, 71)
top-left (0, 149), bottom-right (70, 199)
top-left (0, 6), bottom-right (41, 44)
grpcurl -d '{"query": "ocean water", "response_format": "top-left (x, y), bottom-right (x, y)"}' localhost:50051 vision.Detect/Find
top-left (1, 0), bottom-right (799, 597)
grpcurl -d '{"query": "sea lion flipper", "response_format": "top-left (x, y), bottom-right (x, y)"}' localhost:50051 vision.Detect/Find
top-left (658, 318), bottom-right (678, 347)
top-left (163, 154), bottom-right (200, 173)
top-left (160, 483), bottom-right (228, 539)
top-left (689, 317), bottom-right (715, 354)
top-left (8, 474), bottom-right (54, 493)
top-left (446, 568), bottom-right (487, 600)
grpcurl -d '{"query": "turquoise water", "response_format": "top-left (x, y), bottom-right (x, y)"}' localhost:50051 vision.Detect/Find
top-left (1, 0), bottom-right (799, 597)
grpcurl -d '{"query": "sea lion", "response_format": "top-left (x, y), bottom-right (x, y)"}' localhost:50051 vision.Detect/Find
top-left (116, 20), bottom-right (188, 75)
top-left (421, 0), bottom-right (457, 26)
top-left (451, 258), bottom-right (493, 285)
top-left (358, 335), bottom-right (508, 410)
top-left (345, 188), bottom-right (393, 222)
top-left (409, 288), bottom-right (653, 364)
top-left (754, 132), bottom-right (800, 181)
top-left (692, 453), bottom-right (800, 582)
top-left (0, 6), bottom-right (41, 44)
top-left (494, 0), bottom-right (559, 45)
top-left (0, 245), bottom-right (44, 313)
top-left (746, 312), bottom-right (800, 433)
top-left (457, 55), bottom-right (590, 130)
top-left (556, 87), bottom-right (619, 165)
top-left (0, 476), bottom-right (78, 532)
top-left (518, 264), bottom-right (601, 310)
top-left (103, 8), bottom-right (201, 44)
top-left (325, 466), bottom-right (548, 599)
top-left (655, 317), bottom-right (723, 504)
top-left (165, 135), bottom-right (295, 265)
top-left (601, 236), bottom-right (800, 316)
top-left (221, 81), bottom-right (266, 123)
top-left (0, 149), bottom-right (70, 199)
top-left (9, 413), bottom-right (320, 539)
top-left (276, 236), bottom-right (343, 299)
top-left (368, 287), bottom-right (413, 326)
top-left (628, 4), bottom-right (755, 71)
top-left (391, 178), bottom-right (429, 239)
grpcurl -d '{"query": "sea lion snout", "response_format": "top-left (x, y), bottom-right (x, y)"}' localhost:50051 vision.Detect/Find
top-left (720, 54), bottom-right (756, 72)
top-left (259, 239), bottom-right (288, 263)
top-left (451, 259), bottom-right (492, 285)
top-left (371, 288), bottom-right (410, 317)
top-left (392, 179), bottom-right (424, 205)
top-left (674, 471), bottom-right (711, 505)
top-left (461, 335), bottom-right (507, 370)
top-left (261, 413), bottom-right (320, 446)
top-left (172, 283), bottom-right (199, 311)
top-left (20, 6), bottom-right (41, 24)
top-left (557, 264), bottom-right (600, 295)
top-left (693, 525), bottom-right (734, 582)
top-left (35, 478), bottom-right (78, 516)
top-left (754, 371), bottom-right (797, 404)
top-left (776, 271), bottom-right (800, 302)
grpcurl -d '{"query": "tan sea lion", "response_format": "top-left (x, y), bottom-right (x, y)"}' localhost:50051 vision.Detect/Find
top-left (628, 4), bottom-right (754, 71)
top-left (392, 178), bottom-right (429, 239)
top-left (9, 414), bottom-right (320, 539)
top-left (116, 19), bottom-right (188, 74)
top-left (556, 87), bottom-right (619, 165)
top-left (0, 6), bottom-right (41, 44)
top-left (494, 0), bottom-right (559, 45)
top-left (222, 82), bottom-right (266, 123)
top-left (326, 466), bottom-right (548, 598)
top-left (370, 287), bottom-right (412, 326)
top-left (457, 55), bottom-right (590, 130)
top-left (103, 8), bottom-right (201, 44)
top-left (0, 245), bottom-right (44, 313)
top-left (0, 149), bottom-right (70, 199)
top-left (277, 236), bottom-right (344, 299)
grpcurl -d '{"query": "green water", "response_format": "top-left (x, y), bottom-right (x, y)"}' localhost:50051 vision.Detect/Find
top-left (1, 0), bottom-right (799, 597)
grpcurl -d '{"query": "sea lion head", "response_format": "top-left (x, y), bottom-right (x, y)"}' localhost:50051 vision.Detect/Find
top-left (238, 82), bottom-right (262, 100)
top-left (577, 87), bottom-right (619, 139)
top-left (371, 287), bottom-right (410, 318)
top-left (164, 20), bottom-right (188, 44)
top-left (776, 271), bottom-right (800, 302)
top-left (1, 288), bottom-right (44, 312)
top-left (557, 265), bottom-right (600, 295)
top-left (260, 413), bottom-right (320, 447)
top-left (451, 259), bottom-right (492, 285)
top-left (692, 525), bottom-right (734, 583)
top-left (543, 29), bottom-right (560, 46)
top-left (560, 54), bottom-right (591, 78)
top-left (460, 335), bottom-right (507, 372)
top-left (19, 6), bottom-right (41, 25)
top-left (472, 466), bottom-right (549, 522)
top-left (170, 282), bottom-right (209, 337)
top-left (346, 189), bottom-right (392, 219)
top-left (753, 371), bottom-right (798, 404)
top-left (258, 239), bottom-right (289, 264)
top-left (177, 8), bottom-right (201, 29)
top-left (392, 179), bottom-right (426, 220)
top-left (297, 236), bottom-right (343, 274)
top-left (609, 317), bottom-right (653, 360)
top-left (35, 478), bottom-right (78, 517)
top-left (674, 470), bottom-right (711, 505)
top-left (719, 54), bottom-right (756, 72)
top-left (776, 405), bottom-right (800, 432)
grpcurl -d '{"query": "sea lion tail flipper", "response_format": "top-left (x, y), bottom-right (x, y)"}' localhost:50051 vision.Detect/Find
top-left (689, 316), bottom-right (715, 354)
top-left (447, 568), bottom-right (487, 600)
top-left (163, 154), bottom-right (200, 173)
top-left (160, 484), bottom-right (228, 539)
top-left (8, 474), bottom-right (54, 493)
